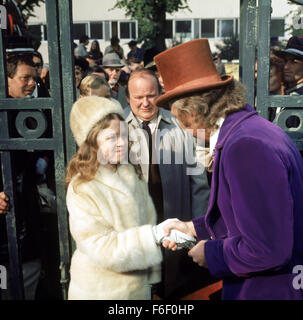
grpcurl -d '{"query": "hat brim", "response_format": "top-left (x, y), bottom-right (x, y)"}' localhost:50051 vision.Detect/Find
top-left (156, 75), bottom-right (233, 108)
top-left (102, 64), bottom-right (124, 68)
top-left (274, 49), bottom-right (303, 61)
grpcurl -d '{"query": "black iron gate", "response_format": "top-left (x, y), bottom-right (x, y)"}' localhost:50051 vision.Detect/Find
top-left (0, 0), bottom-right (75, 300)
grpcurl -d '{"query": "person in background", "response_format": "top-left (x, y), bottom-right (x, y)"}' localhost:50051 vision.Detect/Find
top-left (74, 57), bottom-right (89, 97)
top-left (5, 0), bottom-right (41, 50)
top-left (88, 40), bottom-right (103, 66)
top-left (119, 57), bottom-right (144, 87)
top-left (79, 74), bottom-right (111, 99)
top-left (127, 40), bottom-right (145, 62)
top-left (88, 65), bottom-right (109, 81)
top-left (102, 53), bottom-right (128, 108)
top-left (212, 53), bottom-right (226, 77)
top-left (254, 54), bottom-right (285, 121)
top-left (40, 64), bottom-right (50, 91)
top-left (145, 61), bottom-right (165, 94)
top-left (272, 36), bottom-right (303, 129)
top-left (127, 57), bottom-right (143, 73)
top-left (274, 36), bottom-right (303, 95)
top-left (268, 54), bottom-right (285, 96)
top-left (124, 68), bottom-right (211, 299)
top-left (0, 53), bottom-right (46, 300)
top-left (30, 51), bottom-right (50, 98)
top-left (31, 51), bottom-right (43, 78)
top-left (75, 35), bottom-right (90, 59)
top-left (104, 36), bottom-right (124, 60)
top-left (6, 53), bottom-right (36, 99)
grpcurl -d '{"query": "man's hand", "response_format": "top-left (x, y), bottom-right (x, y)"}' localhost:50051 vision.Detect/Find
top-left (162, 220), bottom-right (196, 251)
top-left (188, 240), bottom-right (208, 268)
top-left (163, 220), bottom-right (196, 238)
top-left (0, 192), bottom-right (9, 214)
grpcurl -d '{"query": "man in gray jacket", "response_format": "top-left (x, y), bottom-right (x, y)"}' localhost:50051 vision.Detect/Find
top-left (125, 68), bottom-right (212, 299)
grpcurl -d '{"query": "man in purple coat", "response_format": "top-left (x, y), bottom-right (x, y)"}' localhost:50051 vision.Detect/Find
top-left (154, 39), bottom-right (303, 300)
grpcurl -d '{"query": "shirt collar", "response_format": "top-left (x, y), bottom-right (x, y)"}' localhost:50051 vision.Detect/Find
top-left (136, 115), bottom-right (158, 133)
top-left (136, 116), bottom-right (157, 125)
top-left (209, 117), bottom-right (225, 155)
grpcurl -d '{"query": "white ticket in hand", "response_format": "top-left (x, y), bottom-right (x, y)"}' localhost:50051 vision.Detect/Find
top-left (163, 229), bottom-right (197, 250)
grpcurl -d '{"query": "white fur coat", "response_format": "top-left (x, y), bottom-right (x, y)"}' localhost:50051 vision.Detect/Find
top-left (66, 164), bottom-right (162, 300)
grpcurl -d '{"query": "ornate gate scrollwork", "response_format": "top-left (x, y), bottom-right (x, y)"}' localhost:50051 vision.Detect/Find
top-left (15, 111), bottom-right (47, 139)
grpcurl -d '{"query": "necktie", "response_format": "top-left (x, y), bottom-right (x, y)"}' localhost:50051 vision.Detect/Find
top-left (142, 121), bottom-right (163, 222)
top-left (142, 121), bottom-right (152, 162)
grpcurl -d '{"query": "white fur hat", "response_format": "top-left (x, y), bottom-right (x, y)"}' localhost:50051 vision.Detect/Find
top-left (70, 96), bottom-right (125, 146)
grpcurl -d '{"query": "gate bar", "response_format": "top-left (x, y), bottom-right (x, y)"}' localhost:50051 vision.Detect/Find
top-left (0, 23), bottom-right (24, 299)
top-left (240, 0), bottom-right (257, 107)
top-left (256, 0), bottom-right (271, 119)
top-left (45, 0), bottom-right (72, 300)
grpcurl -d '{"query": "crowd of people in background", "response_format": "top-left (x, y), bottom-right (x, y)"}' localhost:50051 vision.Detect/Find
top-left (0, 1), bottom-right (303, 301)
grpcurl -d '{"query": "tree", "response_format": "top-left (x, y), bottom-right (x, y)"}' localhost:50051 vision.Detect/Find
top-left (215, 35), bottom-right (239, 62)
top-left (285, 1), bottom-right (303, 36)
top-left (113, 0), bottom-right (190, 52)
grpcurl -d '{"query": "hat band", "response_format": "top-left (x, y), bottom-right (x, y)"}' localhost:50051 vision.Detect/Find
top-left (103, 60), bottom-right (122, 66)
top-left (164, 74), bottom-right (221, 92)
top-left (285, 48), bottom-right (303, 57)
top-left (6, 48), bottom-right (34, 52)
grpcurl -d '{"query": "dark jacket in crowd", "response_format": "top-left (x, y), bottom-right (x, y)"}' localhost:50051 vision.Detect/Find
top-left (5, 0), bottom-right (27, 36)
top-left (0, 152), bottom-right (42, 264)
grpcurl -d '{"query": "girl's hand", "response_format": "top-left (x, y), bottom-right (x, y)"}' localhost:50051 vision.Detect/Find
top-left (162, 220), bottom-right (196, 251)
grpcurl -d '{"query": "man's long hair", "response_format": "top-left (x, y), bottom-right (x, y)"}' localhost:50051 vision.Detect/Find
top-left (169, 80), bottom-right (246, 131)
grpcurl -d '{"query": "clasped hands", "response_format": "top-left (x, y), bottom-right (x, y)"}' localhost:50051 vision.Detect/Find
top-left (153, 218), bottom-right (208, 268)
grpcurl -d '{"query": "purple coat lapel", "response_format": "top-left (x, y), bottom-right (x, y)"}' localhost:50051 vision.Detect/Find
top-left (204, 106), bottom-right (258, 239)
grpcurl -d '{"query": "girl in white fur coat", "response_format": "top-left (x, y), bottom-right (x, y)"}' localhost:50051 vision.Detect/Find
top-left (65, 96), bottom-right (162, 300)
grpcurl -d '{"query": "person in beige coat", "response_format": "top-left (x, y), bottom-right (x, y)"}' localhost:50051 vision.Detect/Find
top-left (65, 96), bottom-right (163, 300)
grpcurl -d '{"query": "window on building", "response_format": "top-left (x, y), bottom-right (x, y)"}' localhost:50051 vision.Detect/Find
top-left (217, 19), bottom-right (234, 38)
top-left (165, 20), bottom-right (173, 39)
top-left (235, 18), bottom-right (239, 37)
top-left (73, 23), bottom-right (88, 40)
top-left (131, 22), bottom-right (136, 39)
top-left (43, 25), bottom-right (47, 41)
top-left (175, 20), bottom-right (192, 38)
top-left (119, 21), bottom-right (136, 39)
top-left (201, 19), bottom-right (215, 38)
top-left (111, 21), bottom-right (118, 38)
top-left (270, 19), bottom-right (285, 37)
top-left (90, 22), bottom-right (103, 39)
top-left (28, 24), bottom-right (42, 41)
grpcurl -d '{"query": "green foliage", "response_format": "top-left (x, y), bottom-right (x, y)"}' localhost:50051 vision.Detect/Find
top-left (285, 1), bottom-right (303, 36)
top-left (113, 0), bottom-right (190, 50)
top-left (215, 35), bottom-right (239, 61)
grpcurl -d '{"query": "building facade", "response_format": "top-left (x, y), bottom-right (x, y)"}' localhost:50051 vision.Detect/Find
top-left (28, 0), bottom-right (296, 63)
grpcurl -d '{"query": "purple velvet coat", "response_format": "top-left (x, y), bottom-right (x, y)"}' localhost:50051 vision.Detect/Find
top-left (193, 105), bottom-right (303, 300)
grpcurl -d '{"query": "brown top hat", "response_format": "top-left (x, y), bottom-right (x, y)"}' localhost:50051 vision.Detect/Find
top-left (154, 39), bottom-right (233, 107)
